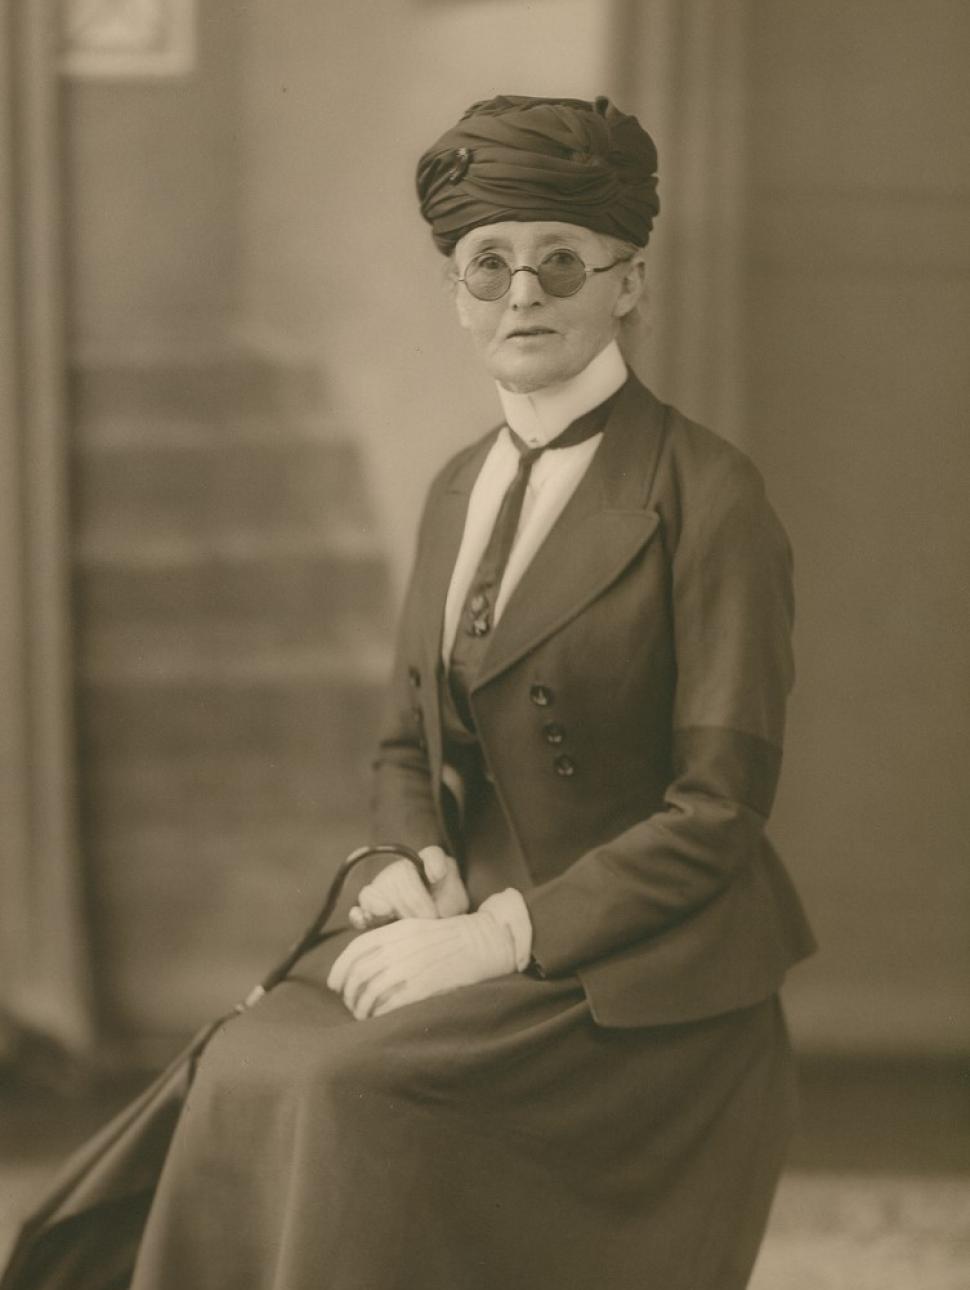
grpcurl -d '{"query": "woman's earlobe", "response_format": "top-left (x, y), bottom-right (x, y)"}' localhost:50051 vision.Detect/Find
top-left (454, 289), bottom-right (474, 330)
top-left (614, 260), bottom-right (647, 320)
top-left (444, 261), bottom-right (469, 323)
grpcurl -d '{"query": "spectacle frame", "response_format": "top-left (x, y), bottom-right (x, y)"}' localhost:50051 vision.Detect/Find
top-left (455, 248), bottom-right (634, 301)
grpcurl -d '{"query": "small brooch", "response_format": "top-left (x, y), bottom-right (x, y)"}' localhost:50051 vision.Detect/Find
top-left (568, 148), bottom-right (602, 166)
top-left (447, 147), bottom-right (472, 183)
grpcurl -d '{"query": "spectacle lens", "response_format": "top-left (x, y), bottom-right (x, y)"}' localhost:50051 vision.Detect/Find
top-left (461, 249), bottom-right (593, 301)
top-left (537, 249), bottom-right (588, 296)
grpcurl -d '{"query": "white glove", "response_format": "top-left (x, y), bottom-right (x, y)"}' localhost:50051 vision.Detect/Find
top-left (328, 889), bottom-right (533, 1020)
top-left (348, 845), bottom-right (469, 930)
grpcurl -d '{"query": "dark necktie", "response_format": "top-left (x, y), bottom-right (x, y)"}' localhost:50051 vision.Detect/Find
top-left (457, 389), bottom-right (620, 642)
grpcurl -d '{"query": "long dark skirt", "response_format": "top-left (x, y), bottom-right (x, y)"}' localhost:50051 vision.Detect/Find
top-left (128, 927), bottom-right (795, 1290)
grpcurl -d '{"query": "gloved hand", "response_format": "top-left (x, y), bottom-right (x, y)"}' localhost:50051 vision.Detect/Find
top-left (348, 845), bottom-right (469, 931)
top-left (328, 889), bottom-right (532, 1020)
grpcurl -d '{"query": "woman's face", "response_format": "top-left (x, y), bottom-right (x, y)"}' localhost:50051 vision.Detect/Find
top-left (452, 222), bottom-right (646, 394)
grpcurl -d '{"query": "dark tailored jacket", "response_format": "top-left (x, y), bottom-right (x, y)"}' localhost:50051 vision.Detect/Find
top-left (371, 374), bottom-right (816, 1028)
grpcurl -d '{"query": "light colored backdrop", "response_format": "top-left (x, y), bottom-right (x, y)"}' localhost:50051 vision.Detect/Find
top-left (55, 0), bottom-right (970, 1054)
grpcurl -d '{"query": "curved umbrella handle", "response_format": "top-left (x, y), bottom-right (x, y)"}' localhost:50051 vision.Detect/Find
top-left (241, 843), bottom-right (428, 1008)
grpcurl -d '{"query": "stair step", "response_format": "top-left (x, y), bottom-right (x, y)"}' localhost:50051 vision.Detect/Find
top-left (90, 816), bottom-right (369, 1031)
top-left (77, 622), bottom-right (392, 685)
top-left (69, 356), bottom-right (328, 443)
top-left (82, 743), bottom-right (377, 827)
top-left (77, 675), bottom-right (386, 759)
top-left (74, 550), bottom-right (391, 637)
top-left (67, 356), bottom-right (397, 1036)
top-left (72, 439), bottom-right (372, 545)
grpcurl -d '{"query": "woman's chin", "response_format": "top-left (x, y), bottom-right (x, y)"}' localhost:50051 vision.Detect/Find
top-left (497, 375), bottom-right (550, 395)
top-left (491, 355), bottom-right (575, 395)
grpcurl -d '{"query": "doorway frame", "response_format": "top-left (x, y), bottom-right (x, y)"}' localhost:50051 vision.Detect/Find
top-left (0, 1), bottom-right (94, 1053)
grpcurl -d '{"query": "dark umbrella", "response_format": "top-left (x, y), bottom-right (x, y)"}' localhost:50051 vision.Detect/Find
top-left (0, 844), bottom-right (426, 1290)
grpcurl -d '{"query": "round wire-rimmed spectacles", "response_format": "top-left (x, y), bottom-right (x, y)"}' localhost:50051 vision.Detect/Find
top-left (454, 248), bottom-right (633, 301)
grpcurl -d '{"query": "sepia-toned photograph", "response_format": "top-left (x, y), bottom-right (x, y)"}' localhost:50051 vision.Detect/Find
top-left (1, 2), bottom-right (967, 1287)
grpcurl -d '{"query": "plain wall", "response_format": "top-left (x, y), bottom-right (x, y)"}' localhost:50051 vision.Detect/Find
top-left (745, 0), bottom-right (970, 1053)
top-left (237, 0), bottom-right (615, 586)
top-left (62, 0), bottom-right (245, 362)
top-left (56, 0), bottom-right (968, 1054)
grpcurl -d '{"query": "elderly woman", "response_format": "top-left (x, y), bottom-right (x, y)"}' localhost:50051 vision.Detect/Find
top-left (128, 96), bottom-right (815, 1290)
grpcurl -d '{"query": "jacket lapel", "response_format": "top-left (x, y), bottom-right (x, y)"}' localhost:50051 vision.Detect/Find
top-left (473, 377), bottom-right (667, 691)
top-left (412, 430), bottom-right (498, 678)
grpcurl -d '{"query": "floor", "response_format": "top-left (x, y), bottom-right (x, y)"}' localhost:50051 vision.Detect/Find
top-left (750, 1172), bottom-right (969, 1289)
top-left (748, 1058), bottom-right (970, 1289)
top-left (1, 1057), bottom-right (967, 1287)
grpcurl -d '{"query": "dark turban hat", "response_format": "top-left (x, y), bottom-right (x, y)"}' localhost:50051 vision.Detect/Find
top-left (416, 95), bottom-right (659, 255)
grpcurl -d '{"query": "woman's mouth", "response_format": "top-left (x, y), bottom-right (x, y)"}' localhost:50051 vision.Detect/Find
top-left (505, 327), bottom-right (557, 339)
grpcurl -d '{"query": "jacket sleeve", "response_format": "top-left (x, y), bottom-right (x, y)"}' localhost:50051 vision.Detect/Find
top-left (522, 447), bottom-right (795, 975)
top-left (369, 485), bottom-right (448, 853)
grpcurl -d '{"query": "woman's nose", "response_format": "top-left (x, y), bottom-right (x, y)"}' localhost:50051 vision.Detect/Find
top-left (507, 265), bottom-right (546, 307)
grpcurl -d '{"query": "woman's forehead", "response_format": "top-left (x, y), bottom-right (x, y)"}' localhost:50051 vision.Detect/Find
top-left (456, 221), bottom-right (606, 258)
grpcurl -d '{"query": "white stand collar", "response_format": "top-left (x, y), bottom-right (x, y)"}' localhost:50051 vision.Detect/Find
top-left (496, 340), bottom-right (628, 448)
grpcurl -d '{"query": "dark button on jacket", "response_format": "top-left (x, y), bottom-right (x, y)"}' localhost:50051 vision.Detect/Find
top-left (554, 754), bottom-right (577, 777)
top-left (530, 684), bottom-right (554, 707)
top-left (542, 721), bottom-right (566, 745)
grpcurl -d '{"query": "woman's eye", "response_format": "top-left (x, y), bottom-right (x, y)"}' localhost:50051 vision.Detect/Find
top-left (473, 254), bottom-right (506, 272)
top-left (545, 249), bottom-right (581, 269)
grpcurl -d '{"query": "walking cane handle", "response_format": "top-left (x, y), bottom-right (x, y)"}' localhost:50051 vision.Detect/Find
top-left (244, 843), bottom-right (429, 1005)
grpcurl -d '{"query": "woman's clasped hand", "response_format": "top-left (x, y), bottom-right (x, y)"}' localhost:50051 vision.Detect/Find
top-left (327, 890), bottom-right (528, 1020)
top-left (348, 845), bottom-right (470, 929)
top-left (330, 847), bottom-right (530, 1020)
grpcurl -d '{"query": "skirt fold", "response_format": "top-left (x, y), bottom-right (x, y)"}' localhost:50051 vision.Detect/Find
top-left (129, 929), bottom-right (794, 1290)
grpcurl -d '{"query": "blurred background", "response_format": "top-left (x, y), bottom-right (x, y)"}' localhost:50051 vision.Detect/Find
top-left (1, 1), bottom-right (968, 1283)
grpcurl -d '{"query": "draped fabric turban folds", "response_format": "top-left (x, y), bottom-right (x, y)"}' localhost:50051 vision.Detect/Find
top-left (416, 95), bottom-right (660, 255)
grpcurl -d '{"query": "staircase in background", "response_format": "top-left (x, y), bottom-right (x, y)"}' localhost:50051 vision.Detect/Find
top-left (69, 356), bottom-right (392, 1046)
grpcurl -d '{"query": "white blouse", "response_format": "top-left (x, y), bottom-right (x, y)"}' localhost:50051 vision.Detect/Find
top-left (441, 340), bottom-right (628, 663)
